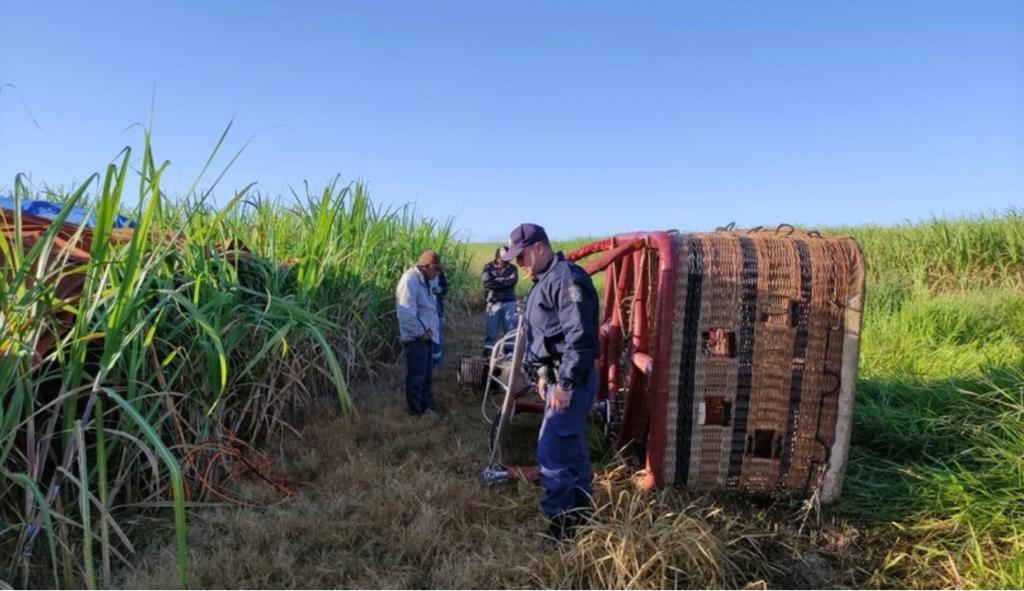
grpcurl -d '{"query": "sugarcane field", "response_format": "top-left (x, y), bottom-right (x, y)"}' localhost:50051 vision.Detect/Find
top-left (2, 3), bottom-right (1023, 590)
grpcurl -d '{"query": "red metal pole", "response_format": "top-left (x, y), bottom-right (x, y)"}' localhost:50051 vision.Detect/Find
top-left (631, 352), bottom-right (654, 375)
top-left (597, 261), bottom-right (617, 402)
top-left (583, 239), bottom-right (645, 276)
top-left (505, 465), bottom-right (541, 481)
top-left (641, 232), bottom-right (678, 490)
top-left (566, 238), bottom-right (615, 262)
top-left (615, 248), bottom-right (651, 451)
top-left (513, 400), bottom-right (545, 414)
top-left (606, 254), bottom-right (633, 416)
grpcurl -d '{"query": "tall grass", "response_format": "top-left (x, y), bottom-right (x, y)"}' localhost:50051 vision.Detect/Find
top-left (832, 209), bottom-right (1024, 291)
top-left (840, 211), bottom-right (1024, 588)
top-left (0, 135), bottom-right (471, 588)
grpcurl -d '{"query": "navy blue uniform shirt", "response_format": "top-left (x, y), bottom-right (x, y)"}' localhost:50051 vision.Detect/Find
top-left (523, 252), bottom-right (600, 389)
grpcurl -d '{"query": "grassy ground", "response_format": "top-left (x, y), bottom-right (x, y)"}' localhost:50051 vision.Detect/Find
top-left (116, 310), bottom-right (881, 589)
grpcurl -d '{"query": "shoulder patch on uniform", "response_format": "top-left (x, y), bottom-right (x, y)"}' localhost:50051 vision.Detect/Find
top-left (568, 284), bottom-right (583, 303)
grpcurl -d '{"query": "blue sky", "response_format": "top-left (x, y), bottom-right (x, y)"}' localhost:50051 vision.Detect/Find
top-left (1, 1), bottom-right (1022, 241)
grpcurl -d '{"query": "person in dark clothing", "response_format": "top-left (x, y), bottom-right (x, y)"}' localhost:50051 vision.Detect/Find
top-left (500, 223), bottom-right (599, 541)
top-left (430, 270), bottom-right (448, 367)
top-left (481, 247), bottom-right (519, 355)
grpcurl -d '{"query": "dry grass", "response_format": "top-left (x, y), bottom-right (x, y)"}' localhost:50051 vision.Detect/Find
top-left (115, 311), bottom-right (888, 589)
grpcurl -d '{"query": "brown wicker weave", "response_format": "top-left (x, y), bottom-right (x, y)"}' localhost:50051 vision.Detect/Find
top-left (457, 355), bottom-right (490, 388)
top-left (663, 227), bottom-right (864, 501)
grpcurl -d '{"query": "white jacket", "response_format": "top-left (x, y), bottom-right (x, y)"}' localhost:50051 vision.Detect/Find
top-left (395, 266), bottom-right (440, 344)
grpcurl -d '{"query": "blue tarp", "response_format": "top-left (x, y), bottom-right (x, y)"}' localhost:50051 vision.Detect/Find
top-left (0, 196), bottom-right (136, 229)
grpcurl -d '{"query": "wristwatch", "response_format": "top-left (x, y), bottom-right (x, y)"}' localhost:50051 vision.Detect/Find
top-left (558, 379), bottom-right (574, 392)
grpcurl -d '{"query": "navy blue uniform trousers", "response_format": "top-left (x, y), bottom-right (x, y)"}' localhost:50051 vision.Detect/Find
top-left (403, 339), bottom-right (435, 414)
top-left (538, 366), bottom-right (596, 518)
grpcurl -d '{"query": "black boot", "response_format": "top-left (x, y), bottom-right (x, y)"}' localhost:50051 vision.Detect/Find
top-left (546, 514), bottom-right (568, 540)
top-left (542, 510), bottom-right (589, 546)
top-left (540, 515), bottom-right (568, 549)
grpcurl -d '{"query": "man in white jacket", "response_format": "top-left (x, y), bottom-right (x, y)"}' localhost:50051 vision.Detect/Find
top-left (395, 250), bottom-right (443, 415)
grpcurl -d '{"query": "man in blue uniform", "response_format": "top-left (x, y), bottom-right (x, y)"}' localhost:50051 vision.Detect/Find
top-left (500, 223), bottom-right (599, 540)
top-left (481, 246), bottom-right (519, 356)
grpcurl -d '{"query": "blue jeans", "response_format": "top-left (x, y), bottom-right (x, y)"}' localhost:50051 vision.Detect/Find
top-left (538, 366), bottom-right (596, 518)
top-left (484, 301), bottom-right (519, 353)
top-left (432, 310), bottom-right (445, 368)
top-left (403, 340), bottom-right (435, 414)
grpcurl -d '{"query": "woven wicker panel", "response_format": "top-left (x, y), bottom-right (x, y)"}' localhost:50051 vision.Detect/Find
top-left (663, 235), bottom-right (694, 486)
top-left (779, 238), bottom-right (831, 493)
top-left (794, 237), bottom-right (857, 494)
top-left (736, 237), bottom-right (791, 492)
top-left (457, 355), bottom-right (489, 388)
top-left (665, 228), bottom-right (863, 500)
top-left (694, 234), bottom-right (743, 489)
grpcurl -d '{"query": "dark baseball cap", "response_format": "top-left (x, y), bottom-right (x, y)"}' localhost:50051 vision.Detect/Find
top-left (500, 223), bottom-right (549, 262)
